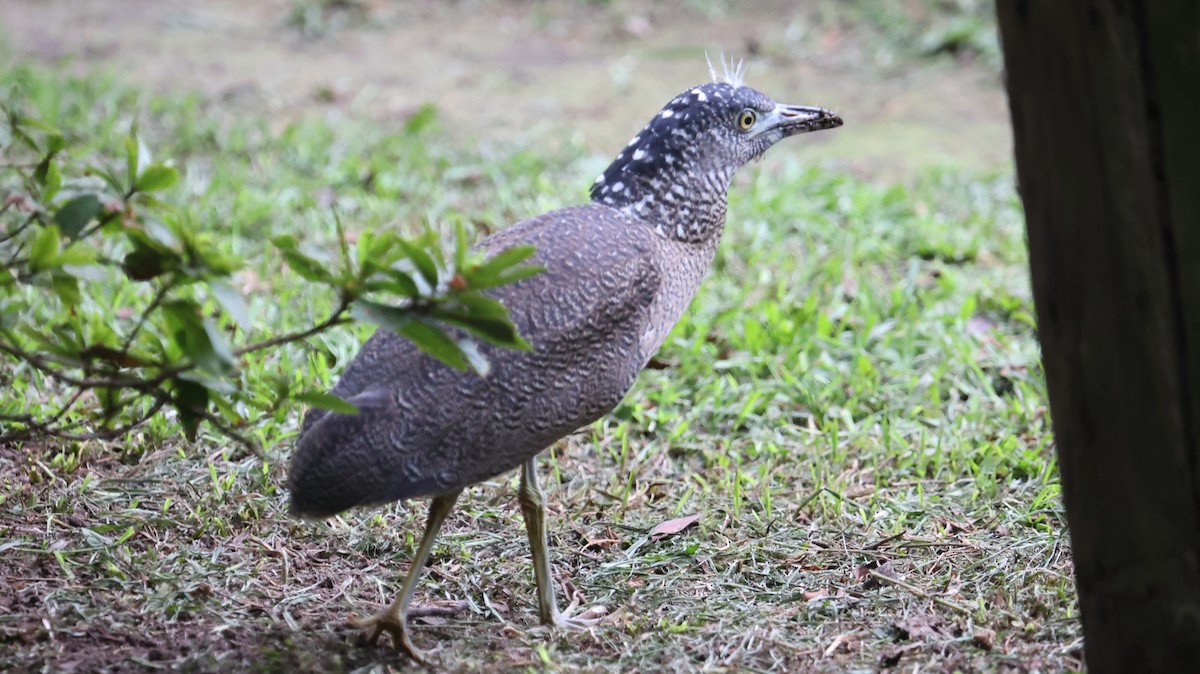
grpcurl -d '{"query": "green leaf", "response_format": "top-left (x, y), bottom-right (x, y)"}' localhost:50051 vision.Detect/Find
top-left (398, 239), bottom-right (440, 289)
top-left (18, 115), bottom-right (60, 135)
top-left (473, 244), bottom-right (537, 274)
top-left (56, 242), bottom-right (97, 267)
top-left (296, 391), bottom-right (360, 415)
top-left (202, 317), bottom-right (236, 370)
top-left (163, 301), bottom-right (235, 376)
top-left (54, 194), bottom-right (102, 239)
top-left (37, 156), bottom-right (62, 202)
top-left (281, 248), bottom-right (332, 283)
top-left (143, 218), bottom-right (180, 250)
top-left (123, 243), bottom-right (172, 281)
top-left (124, 123), bottom-right (150, 190)
top-left (356, 231), bottom-right (408, 278)
top-left (115, 526), bottom-right (136, 545)
top-left (350, 299), bottom-right (413, 332)
top-left (29, 225), bottom-right (61, 272)
top-left (457, 338), bottom-right (490, 376)
top-left (333, 209), bottom-right (351, 277)
top-left (8, 122), bottom-right (39, 153)
top-left (209, 393), bottom-right (247, 426)
top-left (274, 236), bottom-right (332, 283)
top-left (135, 164), bottom-right (179, 193)
top-left (404, 104), bottom-right (438, 136)
top-left (173, 378), bottom-right (209, 442)
top-left (380, 268), bottom-right (420, 298)
top-left (350, 300), bottom-right (469, 371)
top-left (465, 245), bottom-right (542, 290)
top-left (453, 219), bottom-right (469, 271)
top-left (50, 273), bottom-right (80, 305)
top-left (433, 294), bottom-right (529, 348)
top-left (355, 230), bottom-right (374, 272)
top-left (162, 299), bottom-right (202, 333)
top-left (95, 165), bottom-right (126, 195)
top-left (209, 281), bottom-right (249, 330)
top-left (469, 263), bottom-right (544, 291)
top-left (45, 133), bottom-right (65, 155)
top-left (401, 318), bottom-right (469, 371)
top-left (125, 132), bottom-right (139, 189)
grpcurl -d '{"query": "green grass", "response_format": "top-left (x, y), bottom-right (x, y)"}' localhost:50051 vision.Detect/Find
top-left (0, 61), bottom-right (1078, 673)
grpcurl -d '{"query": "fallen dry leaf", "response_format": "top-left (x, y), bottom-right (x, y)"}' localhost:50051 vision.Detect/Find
top-left (823, 630), bottom-right (858, 657)
top-left (973, 627), bottom-right (996, 650)
top-left (893, 613), bottom-right (953, 642)
top-left (966, 314), bottom-right (995, 336)
top-left (857, 560), bottom-right (899, 589)
top-left (648, 513), bottom-right (700, 541)
top-left (804, 588), bottom-right (849, 602)
top-left (937, 517), bottom-right (975, 534)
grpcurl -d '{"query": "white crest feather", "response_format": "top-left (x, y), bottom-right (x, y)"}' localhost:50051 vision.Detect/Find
top-left (705, 51), bottom-right (745, 88)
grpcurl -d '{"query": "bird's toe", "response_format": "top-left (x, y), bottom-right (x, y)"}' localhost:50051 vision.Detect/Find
top-left (348, 610), bottom-right (430, 664)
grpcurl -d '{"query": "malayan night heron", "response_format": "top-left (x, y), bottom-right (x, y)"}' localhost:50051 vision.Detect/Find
top-left (289, 61), bottom-right (842, 662)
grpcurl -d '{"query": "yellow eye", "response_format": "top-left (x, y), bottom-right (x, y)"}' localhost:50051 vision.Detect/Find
top-left (737, 109), bottom-right (757, 130)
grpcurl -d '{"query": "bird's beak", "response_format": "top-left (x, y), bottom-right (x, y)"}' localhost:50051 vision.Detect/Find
top-left (768, 104), bottom-right (843, 137)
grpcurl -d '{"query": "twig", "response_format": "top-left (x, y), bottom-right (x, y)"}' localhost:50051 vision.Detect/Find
top-left (866, 569), bottom-right (974, 617)
top-left (407, 600), bottom-right (470, 619)
top-left (0, 297), bottom-right (352, 391)
top-left (0, 397), bottom-right (168, 444)
top-left (75, 209), bottom-right (122, 241)
top-left (47, 388), bottom-right (87, 425)
top-left (0, 211), bottom-right (37, 246)
top-left (865, 532), bottom-right (905, 550)
top-left (118, 277), bottom-right (174, 356)
top-left (233, 296), bottom-right (351, 356)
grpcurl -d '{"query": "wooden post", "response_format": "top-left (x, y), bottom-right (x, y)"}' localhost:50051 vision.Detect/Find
top-left (996, 1), bottom-right (1200, 670)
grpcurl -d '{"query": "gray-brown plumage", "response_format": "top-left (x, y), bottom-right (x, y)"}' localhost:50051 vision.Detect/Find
top-left (289, 71), bottom-right (842, 661)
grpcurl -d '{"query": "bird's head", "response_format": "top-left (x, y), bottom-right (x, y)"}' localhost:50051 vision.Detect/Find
top-left (591, 62), bottom-right (842, 241)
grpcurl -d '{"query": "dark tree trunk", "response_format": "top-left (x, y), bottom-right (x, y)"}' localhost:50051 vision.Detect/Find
top-left (996, 1), bottom-right (1200, 671)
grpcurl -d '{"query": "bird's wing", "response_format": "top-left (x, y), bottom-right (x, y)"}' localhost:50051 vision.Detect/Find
top-left (299, 204), bottom-right (660, 436)
top-left (290, 205), bottom-right (663, 514)
top-left (482, 204), bottom-right (662, 354)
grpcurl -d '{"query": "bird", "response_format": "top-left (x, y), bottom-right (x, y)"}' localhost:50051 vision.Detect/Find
top-left (288, 59), bottom-right (842, 662)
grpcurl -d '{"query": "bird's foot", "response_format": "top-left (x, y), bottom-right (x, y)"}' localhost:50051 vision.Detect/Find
top-left (348, 608), bottom-right (428, 664)
top-left (549, 605), bottom-right (609, 629)
top-left (545, 579), bottom-right (608, 629)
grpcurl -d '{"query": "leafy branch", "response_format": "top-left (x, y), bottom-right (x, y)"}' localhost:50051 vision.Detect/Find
top-left (0, 91), bottom-right (540, 452)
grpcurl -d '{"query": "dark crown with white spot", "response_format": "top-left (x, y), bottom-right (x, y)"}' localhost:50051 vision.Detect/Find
top-left (590, 82), bottom-right (777, 243)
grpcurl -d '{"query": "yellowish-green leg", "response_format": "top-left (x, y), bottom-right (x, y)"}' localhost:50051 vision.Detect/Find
top-left (349, 489), bottom-right (462, 663)
top-left (518, 456), bottom-right (607, 628)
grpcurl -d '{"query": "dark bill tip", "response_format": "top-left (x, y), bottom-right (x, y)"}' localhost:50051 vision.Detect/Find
top-left (776, 104), bottom-right (844, 135)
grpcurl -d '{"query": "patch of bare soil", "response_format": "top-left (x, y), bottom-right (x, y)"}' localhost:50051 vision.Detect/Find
top-left (0, 0), bottom-right (1011, 178)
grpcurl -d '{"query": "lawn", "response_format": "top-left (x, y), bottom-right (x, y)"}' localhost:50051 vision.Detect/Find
top-left (1, 5), bottom-right (1078, 672)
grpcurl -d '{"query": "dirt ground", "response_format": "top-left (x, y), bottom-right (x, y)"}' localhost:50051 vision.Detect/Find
top-left (0, 0), bottom-right (1011, 178)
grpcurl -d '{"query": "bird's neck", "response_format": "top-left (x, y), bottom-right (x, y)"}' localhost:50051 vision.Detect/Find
top-left (591, 165), bottom-right (734, 245)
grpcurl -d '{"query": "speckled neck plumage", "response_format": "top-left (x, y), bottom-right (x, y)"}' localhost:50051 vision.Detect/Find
top-left (588, 83), bottom-right (754, 244)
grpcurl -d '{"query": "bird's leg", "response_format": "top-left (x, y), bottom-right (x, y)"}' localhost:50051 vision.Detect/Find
top-left (349, 489), bottom-right (462, 663)
top-left (518, 456), bottom-right (607, 629)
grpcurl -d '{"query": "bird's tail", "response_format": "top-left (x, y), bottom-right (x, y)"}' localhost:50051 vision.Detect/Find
top-left (287, 389), bottom-right (435, 519)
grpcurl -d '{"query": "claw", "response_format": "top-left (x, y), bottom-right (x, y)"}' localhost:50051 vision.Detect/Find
top-left (348, 610), bottom-right (429, 664)
top-left (340, 491), bottom-right (462, 665)
top-left (549, 578), bottom-right (608, 628)
top-left (550, 603), bottom-right (609, 629)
